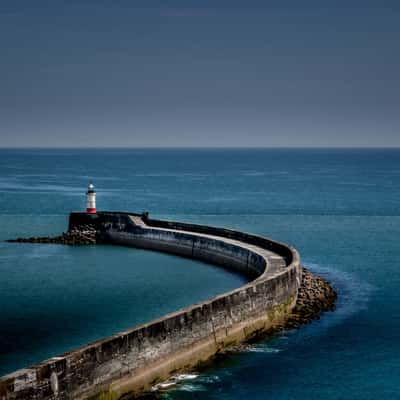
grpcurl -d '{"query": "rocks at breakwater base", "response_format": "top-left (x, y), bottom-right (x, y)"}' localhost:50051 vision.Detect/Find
top-left (285, 267), bottom-right (337, 329)
top-left (6, 225), bottom-right (98, 245)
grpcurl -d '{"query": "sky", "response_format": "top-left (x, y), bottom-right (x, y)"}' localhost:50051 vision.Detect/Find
top-left (1, 0), bottom-right (399, 148)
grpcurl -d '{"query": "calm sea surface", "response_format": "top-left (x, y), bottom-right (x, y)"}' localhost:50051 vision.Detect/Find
top-left (0, 148), bottom-right (399, 399)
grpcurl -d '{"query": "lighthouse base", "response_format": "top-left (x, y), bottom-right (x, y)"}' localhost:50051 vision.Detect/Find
top-left (86, 208), bottom-right (97, 214)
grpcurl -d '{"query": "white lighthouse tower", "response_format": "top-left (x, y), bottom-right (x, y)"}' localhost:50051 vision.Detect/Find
top-left (86, 183), bottom-right (96, 214)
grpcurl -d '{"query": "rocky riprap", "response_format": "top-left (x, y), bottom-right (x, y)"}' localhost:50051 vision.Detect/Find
top-left (6, 225), bottom-right (98, 245)
top-left (285, 267), bottom-right (337, 329)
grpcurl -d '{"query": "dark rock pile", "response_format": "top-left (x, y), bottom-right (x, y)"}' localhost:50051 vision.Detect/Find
top-left (6, 225), bottom-right (98, 245)
top-left (285, 267), bottom-right (337, 329)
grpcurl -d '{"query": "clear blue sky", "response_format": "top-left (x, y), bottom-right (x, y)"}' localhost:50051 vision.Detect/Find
top-left (1, 0), bottom-right (399, 147)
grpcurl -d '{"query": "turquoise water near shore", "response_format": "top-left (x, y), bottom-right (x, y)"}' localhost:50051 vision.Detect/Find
top-left (0, 148), bottom-right (399, 399)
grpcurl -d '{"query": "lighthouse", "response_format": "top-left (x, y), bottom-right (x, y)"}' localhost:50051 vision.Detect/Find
top-left (86, 183), bottom-right (96, 214)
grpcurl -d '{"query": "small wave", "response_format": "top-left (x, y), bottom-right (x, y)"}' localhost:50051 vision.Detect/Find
top-left (151, 373), bottom-right (199, 391)
top-left (174, 373), bottom-right (198, 381)
top-left (242, 171), bottom-right (266, 177)
top-left (246, 345), bottom-right (281, 354)
top-left (202, 197), bottom-right (239, 203)
top-left (337, 181), bottom-right (376, 187)
top-left (151, 372), bottom-right (222, 394)
top-left (156, 382), bottom-right (176, 389)
top-left (178, 383), bottom-right (206, 392)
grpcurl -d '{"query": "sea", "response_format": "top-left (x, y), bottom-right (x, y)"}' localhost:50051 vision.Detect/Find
top-left (0, 148), bottom-right (399, 400)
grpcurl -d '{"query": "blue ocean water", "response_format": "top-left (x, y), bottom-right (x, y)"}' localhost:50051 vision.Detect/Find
top-left (0, 148), bottom-right (399, 399)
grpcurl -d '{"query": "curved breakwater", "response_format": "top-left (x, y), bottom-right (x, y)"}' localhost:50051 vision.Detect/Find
top-left (0, 211), bottom-right (333, 400)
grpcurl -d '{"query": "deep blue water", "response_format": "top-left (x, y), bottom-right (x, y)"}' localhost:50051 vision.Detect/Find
top-left (0, 148), bottom-right (399, 399)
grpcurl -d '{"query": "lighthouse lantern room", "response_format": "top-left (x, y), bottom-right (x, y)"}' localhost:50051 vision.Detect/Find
top-left (86, 183), bottom-right (97, 214)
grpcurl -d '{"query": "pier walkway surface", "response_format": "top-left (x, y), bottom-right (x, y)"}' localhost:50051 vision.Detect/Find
top-left (128, 215), bottom-right (287, 276)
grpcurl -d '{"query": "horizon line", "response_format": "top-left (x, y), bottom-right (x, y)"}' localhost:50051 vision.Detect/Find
top-left (0, 145), bottom-right (400, 150)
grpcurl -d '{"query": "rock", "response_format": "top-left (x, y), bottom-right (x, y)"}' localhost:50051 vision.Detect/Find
top-left (283, 267), bottom-right (337, 330)
top-left (6, 227), bottom-right (99, 246)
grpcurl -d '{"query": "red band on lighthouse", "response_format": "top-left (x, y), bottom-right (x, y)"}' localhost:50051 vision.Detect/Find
top-left (86, 183), bottom-right (97, 214)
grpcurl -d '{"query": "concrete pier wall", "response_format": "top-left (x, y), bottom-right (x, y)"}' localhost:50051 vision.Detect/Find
top-left (0, 212), bottom-right (301, 400)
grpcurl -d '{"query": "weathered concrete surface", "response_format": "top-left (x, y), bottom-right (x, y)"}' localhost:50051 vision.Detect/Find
top-left (0, 212), bottom-right (302, 400)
